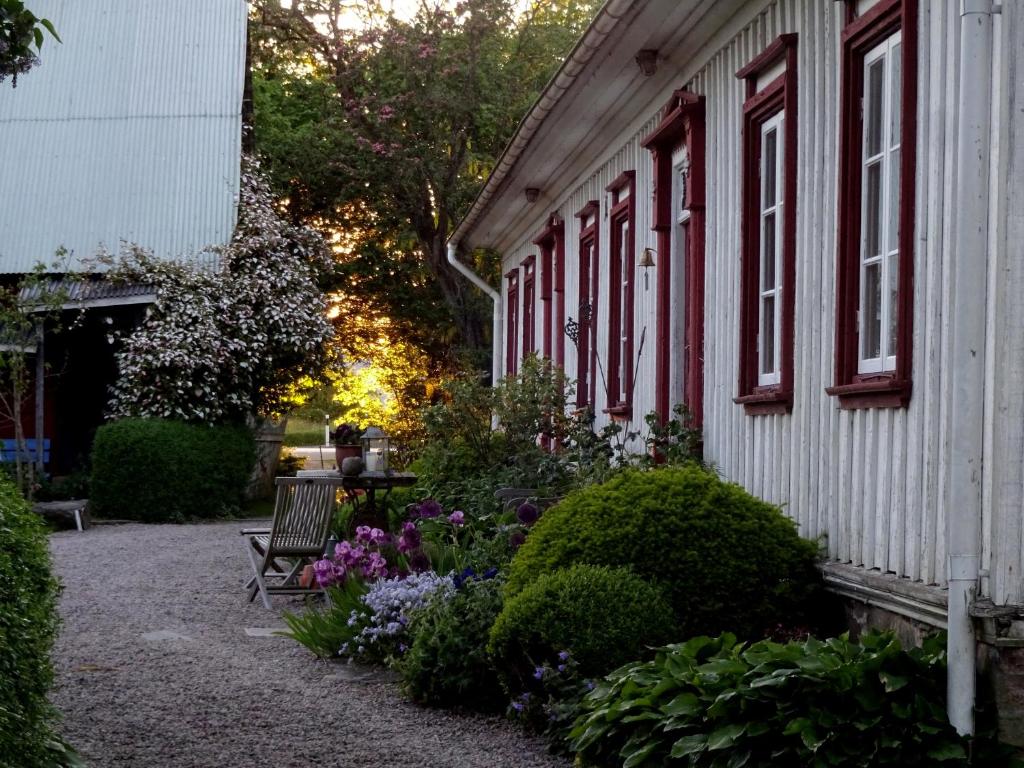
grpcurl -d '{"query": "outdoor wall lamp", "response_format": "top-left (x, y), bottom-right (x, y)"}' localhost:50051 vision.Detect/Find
top-left (639, 247), bottom-right (656, 290)
top-left (636, 49), bottom-right (658, 77)
top-left (524, 187), bottom-right (540, 203)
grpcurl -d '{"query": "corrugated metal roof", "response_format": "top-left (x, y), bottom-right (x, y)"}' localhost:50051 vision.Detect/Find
top-left (0, 0), bottom-right (247, 273)
top-left (18, 277), bottom-right (155, 308)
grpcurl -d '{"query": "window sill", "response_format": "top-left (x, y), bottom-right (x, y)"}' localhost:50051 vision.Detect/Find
top-left (825, 376), bottom-right (911, 409)
top-left (603, 404), bottom-right (633, 421)
top-left (733, 388), bottom-right (792, 415)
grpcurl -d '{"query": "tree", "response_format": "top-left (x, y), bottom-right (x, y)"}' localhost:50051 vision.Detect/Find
top-left (103, 159), bottom-right (334, 425)
top-left (250, 0), bottom-right (600, 362)
top-left (0, 0), bottom-right (59, 86)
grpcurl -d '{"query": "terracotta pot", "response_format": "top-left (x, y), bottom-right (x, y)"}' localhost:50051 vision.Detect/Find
top-left (334, 444), bottom-right (361, 469)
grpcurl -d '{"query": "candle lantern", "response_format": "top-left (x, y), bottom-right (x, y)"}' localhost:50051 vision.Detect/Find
top-left (361, 427), bottom-right (390, 473)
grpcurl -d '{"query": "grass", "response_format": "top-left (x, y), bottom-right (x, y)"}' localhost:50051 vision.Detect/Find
top-left (285, 418), bottom-right (329, 447)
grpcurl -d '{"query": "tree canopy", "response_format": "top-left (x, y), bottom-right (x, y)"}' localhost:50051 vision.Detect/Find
top-left (250, 0), bottom-right (601, 368)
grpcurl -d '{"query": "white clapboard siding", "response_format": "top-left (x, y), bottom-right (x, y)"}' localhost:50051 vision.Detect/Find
top-left (497, 0), bottom-right (1020, 602)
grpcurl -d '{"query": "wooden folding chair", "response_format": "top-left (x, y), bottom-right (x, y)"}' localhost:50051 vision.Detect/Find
top-left (242, 477), bottom-right (341, 609)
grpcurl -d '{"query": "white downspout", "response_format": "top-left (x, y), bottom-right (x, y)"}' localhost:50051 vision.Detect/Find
top-left (947, 0), bottom-right (995, 738)
top-left (446, 242), bottom-right (502, 387)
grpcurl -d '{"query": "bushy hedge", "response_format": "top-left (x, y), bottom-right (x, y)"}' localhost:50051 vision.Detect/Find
top-left (401, 577), bottom-right (506, 711)
top-left (0, 475), bottom-right (60, 766)
top-left (489, 565), bottom-right (676, 689)
top-left (571, 632), bottom-right (1018, 768)
top-left (505, 466), bottom-right (822, 639)
top-left (90, 418), bottom-right (255, 522)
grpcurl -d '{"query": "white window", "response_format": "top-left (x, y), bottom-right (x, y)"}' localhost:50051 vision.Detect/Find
top-left (758, 111), bottom-right (785, 387)
top-left (858, 31), bottom-right (902, 374)
top-left (617, 218), bottom-right (631, 403)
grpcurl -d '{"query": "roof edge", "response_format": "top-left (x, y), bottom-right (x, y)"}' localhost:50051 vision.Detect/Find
top-left (448, 0), bottom-right (637, 249)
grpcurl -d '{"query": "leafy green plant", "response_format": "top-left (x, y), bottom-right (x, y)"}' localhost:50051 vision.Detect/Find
top-left (90, 418), bottom-right (255, 522)
top-left (281, 580), bottom-right (369, 658)
top-left (505, 465), bottom-right (826, 640)
top-left (0, 475), bottom-right (60, 766)
top-left (400, 576), bottom-right (506, 711)
top-left (489, 564), bottom-right (676, 691)
top-left (570, 632), bottom-right (1020, 768)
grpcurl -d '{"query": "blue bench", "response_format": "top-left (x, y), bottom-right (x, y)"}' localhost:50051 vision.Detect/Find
top-left (0, 438), bottom-right (51, 464)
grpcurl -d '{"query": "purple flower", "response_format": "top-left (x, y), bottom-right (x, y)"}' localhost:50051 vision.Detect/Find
top-left (511, 702), bottom-right (524, 713)
top-left (509, 531), bottom-right (527, 550)
top-left (516, 502), bottom-right (539, 526)
top-left (355, 525), bottom-right (373, 543)
top-left (397, 521), bottom-right (422, 553)
top-left (557, 664), bottom-right (567, 673)
top-left (369, 528), bottom-right (389, 545)
top-left (533, 666), bottom-right (546, 680)
top-left (417, 499), bottom-right (442, 518)
top-left (448, 510), bottom-right (465, 526)
top-left (408, 551), bottom-right (431, 573)
top-left (558, 650), bottom-right (571, 662)
top-left (363, 551), bottom-right (388, 579)
top-left (482, 567), bottom-right (499, 580)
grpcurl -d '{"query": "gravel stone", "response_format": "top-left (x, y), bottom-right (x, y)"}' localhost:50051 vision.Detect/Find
top-left (50, 521), bottom-right (570, 768)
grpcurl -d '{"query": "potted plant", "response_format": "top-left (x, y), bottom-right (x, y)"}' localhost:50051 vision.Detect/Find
top-left (332, 423), bottom-right (363, 468)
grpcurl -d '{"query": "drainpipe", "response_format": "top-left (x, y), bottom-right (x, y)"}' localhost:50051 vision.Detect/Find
top-left (947, 0), bottom-right (996, 738)
top-left (446, 242), bottom-right (502, 387)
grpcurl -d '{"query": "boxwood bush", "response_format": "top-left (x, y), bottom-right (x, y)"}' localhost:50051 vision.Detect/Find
top-left (400, 576), bottom-right (506, 711)
top-left (489, 564), bottom-right (676, 690)
top-left (0, 475), bottom-right (60, 766)
top-left (90, 418), bottom-right (255, 522)
top-left (505, 466), bottom-right (823, 639)
top-left (570, 632), bottom-right (1019, 768)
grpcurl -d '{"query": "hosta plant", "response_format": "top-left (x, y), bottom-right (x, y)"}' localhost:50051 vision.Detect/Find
top-left (570, 631), bottom-right (1019, 768)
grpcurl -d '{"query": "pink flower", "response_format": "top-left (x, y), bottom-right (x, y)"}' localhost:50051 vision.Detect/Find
top-left (363, 551), bottom-right (388, 579)
top-left (378, 105), bottom-right (395, 120)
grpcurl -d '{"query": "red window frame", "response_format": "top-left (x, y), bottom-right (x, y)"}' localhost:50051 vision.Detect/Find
top-left (533, 213), bottom-right (566, 368)
top-left (642, 89), bottom-right (706, 428)
top-left (826, 0), bottom-right (917, 409)
top-left (575, 201), bottom-right (599, 409)
top-left (734, 34), bottom-right (798, 416)
top-left (505, 269), bottom-right (519, 377)
top-left (605, 171), bottom-right (636, 417)
top-left (521, 256), bottom-right (536, 356)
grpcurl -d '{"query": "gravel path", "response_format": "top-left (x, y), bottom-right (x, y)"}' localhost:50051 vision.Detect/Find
top-left (49, 521), bottom-right (569, 768)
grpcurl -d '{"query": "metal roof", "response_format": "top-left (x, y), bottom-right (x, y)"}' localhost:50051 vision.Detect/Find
top-left (0, 0), bottom-right (247, 273)
top-left (17, 277), bottom-right (155, 309)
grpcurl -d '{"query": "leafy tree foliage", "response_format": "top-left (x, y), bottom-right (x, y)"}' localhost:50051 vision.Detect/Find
top-left (0, 0), bottom-right (58, 85)
top-left (250, 0), bottom-right (601, 361)
top-left (103, 159), bottom-right (333, 424)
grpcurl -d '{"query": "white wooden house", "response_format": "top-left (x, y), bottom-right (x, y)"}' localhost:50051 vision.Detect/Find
top-left (448, 0), bottom-right (1023, 740)
top-left (0, 0), bottom-right (247, 470)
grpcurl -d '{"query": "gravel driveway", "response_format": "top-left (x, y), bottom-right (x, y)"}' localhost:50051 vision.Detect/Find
top-left (49, 521), bottom-right (568, 768)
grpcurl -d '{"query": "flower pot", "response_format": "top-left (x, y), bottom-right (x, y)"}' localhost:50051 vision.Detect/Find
top-left (334, 444), bottom-right (361, 469)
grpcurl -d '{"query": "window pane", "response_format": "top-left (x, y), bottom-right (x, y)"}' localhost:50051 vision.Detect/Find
top-left (761, 295), bottom-right (776, 375)
top-left (887, 251), bottom-right (899, 363)
top-left (890, 43), bottom-right (902, 147)
top-left (867, 58), bottom-right (885, 156)
top-left (888, 147), bottom-right (901, 253)
top-left (762, 212), bottom-right (777, 291)
top-left (762, 128), bottom-right (777, 205)
top-left (865, 161), bottom-right (883, 258)
top-left (862, 262), bottom-right (882, 361)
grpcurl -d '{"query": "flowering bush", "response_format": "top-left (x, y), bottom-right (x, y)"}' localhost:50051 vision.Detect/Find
top-left (342, 572), bottom-right (453, 664)
top-left (508, 650), bottom-right (594, 754)
top-left (103, 157), bottom-right (333, 423)
top-left (400, 575), bottom-right (505, 711)
top-left (313, 526), bottom-right (402, 587)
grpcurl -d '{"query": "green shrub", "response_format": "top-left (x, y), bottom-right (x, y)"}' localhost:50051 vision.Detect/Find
top-left (506, 466), bottom-right (823, 639)
top-left (489, 564), bottom-right (676, 690)
top-left (570, 632), bottom-right (1019, 768)
top-left (90, 418), bottom-right (255, 522)
top-left (400, 576), bottom-right (505, 711)
top-left (0, 475), bottom-right (60, 766)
